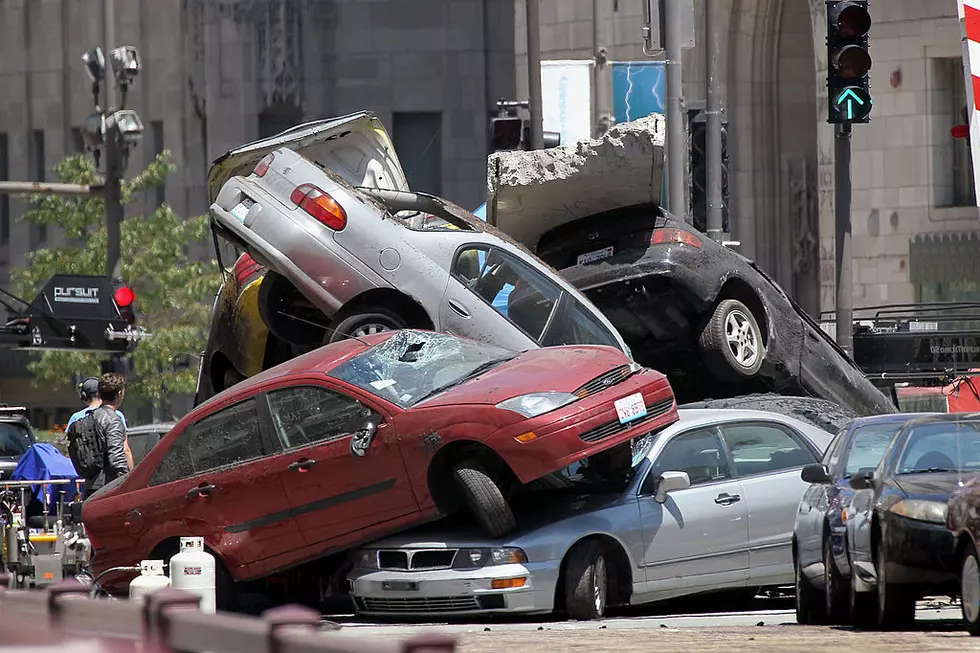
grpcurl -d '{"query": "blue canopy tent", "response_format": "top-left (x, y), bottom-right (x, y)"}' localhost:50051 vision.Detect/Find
top-left (10, 443), bottom-right (81, 504)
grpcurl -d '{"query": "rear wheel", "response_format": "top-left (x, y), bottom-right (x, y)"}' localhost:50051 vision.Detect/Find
top-left (824, 538), bottom-right (849, 624)
top-left (451, 459), bottom-right (516, 538)
top-left (325, 306), bottom-right (408, 344)
top-left (698, 299), bottom-right (766, 383)
top-left (960, 540), bottom-right (980, 636)
top-left (257, 271), bottom-right (325, 346)
top-left (795, 553), bottom-right (825, 624)
top-left (876, 547), bottom-right (916, 630)
top-left (563, 540), bottom-right (608, 621)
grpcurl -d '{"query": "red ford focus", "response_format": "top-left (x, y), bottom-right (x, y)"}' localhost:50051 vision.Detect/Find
top-left (83, 330), bottom-right (677, 599)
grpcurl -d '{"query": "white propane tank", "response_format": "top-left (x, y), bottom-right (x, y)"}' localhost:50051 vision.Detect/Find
top-left (168, 536), bottom-right (216, 613)
top-left (129, 559), bottom-right (170, 603)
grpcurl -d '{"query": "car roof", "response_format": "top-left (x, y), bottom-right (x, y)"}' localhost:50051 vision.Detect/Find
top-left (670, 407), bottom-right (816, 431)
top-left (846, 412), bottom-right (936, 429)
top-left (897, 411), bottom-right (980, 428)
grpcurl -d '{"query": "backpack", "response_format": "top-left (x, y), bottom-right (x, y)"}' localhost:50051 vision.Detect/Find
top-left (67, 409), bottom-right (106, 479)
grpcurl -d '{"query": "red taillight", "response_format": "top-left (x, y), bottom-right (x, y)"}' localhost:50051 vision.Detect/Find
top-left (289, 183), bottom-right (347, 231)
top-left (952, 124), bottom-right (970, 139)
top-left (233, 253), bottom-right (264, 288)
top-left (651, 228), bottom-right (702, 248)
top-left (254, 153), bottom-right (275, 177)
top-left (113, 286), bottom-right (136, 308)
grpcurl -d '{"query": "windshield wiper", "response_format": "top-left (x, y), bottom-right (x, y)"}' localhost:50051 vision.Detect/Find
top-left (413, 358), bottom-right (511, 405)
top-left (902, 467), bottom-right (955, 474)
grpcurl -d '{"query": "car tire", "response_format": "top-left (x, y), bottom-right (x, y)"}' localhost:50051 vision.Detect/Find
top-left (795, 553), bottom-right (826, 625)
top-left (222, 367), bottom-right (247, 391)
top-left (849, 560), bottom-right (877, 628)
top-left (257, 271), bottom-right (325, 346)
top-left (698, 299), bottom-right (766, 383)
top-left (876, 547), bottom-right (915, 630)
top-left (824, 538), bottom-right (849, 624)
top-left (325, 307), bottom-right (408, 344)
top-left (451, 459), bottom-right (516, 538)
top-left (960, 540), bottom-right (980, 636)
top-left (564, 540), bottom-right (608, 621)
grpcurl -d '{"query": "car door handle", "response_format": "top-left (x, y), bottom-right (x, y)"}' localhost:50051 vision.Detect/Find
top-left (715, 493), bottom-right (741, 506)
top-left (447, 299), bottom-right (470, 319)
top-left (288, 458), bottom-right (317, 473)
top-left (186, 483), bottom-right (216, 500)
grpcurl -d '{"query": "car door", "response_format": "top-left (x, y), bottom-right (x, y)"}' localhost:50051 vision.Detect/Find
top-left (718, 420), bottom-right (820, 585)
top-left (263, 381), bottom-right (417, 548)
top-left (152, 397), bottom-right (302, 564)
top-left (794, 429), bottom-right (846, 583)
top-left (440, 245), bottom-right (553, 351)
top-left (637, 427), bottom-right (749, 597)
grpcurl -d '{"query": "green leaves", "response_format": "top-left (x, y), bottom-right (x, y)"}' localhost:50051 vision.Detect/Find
top-left (11, 152), bottom-right (221, 404)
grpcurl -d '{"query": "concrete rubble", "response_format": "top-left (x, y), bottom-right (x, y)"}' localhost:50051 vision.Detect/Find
top-left (485, 114), bottom-right (666, 249)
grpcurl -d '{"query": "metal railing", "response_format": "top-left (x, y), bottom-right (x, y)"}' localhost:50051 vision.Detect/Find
top-left (0, 574), bottom-right (456, 653)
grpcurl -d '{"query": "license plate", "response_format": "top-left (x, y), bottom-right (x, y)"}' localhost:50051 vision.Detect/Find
top-left (381, 580), bottom-right (419, 591)
top-left (614, 392), bottom-right (647, 424)
top-left (577, 246), bottom-right (615, 266)
top-left (229, 199), bottom-right (253, 223)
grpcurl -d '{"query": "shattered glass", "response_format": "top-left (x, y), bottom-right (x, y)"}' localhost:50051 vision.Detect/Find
top-left (328, 330), bottom-right (516, 408)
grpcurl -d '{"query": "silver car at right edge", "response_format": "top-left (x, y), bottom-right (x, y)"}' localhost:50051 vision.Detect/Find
top-left (347, 408), bottom-right (833, 619)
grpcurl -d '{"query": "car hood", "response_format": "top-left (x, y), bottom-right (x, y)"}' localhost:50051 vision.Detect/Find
top-left (207, 111), bottom-right (410, 204)
top-left (363, 492), bottom-right (624, 549)
top-left (893, 472), bottom-right (966, 501)
top-left (416, 346), bottom-right (634, 408)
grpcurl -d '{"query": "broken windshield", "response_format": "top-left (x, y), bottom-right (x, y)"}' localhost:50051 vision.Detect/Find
top-left (328, 330), bottom-right (516, 408)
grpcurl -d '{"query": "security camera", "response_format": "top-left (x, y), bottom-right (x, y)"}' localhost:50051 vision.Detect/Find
top-left (106, 109), bottom-right (144, 146)
top-left (82, 112), bottom-right (106, 148)
top-left (81, 47), bottom-right (105, 83)
top-left (110, 46), bottom-right (140, 85)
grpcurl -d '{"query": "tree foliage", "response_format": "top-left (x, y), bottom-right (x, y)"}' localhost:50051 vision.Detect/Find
top-left (11, 153), bottom-right (220, 408)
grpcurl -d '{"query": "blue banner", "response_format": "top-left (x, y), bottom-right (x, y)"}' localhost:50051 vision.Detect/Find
top-left (611, 61), bottom-right (666, 124)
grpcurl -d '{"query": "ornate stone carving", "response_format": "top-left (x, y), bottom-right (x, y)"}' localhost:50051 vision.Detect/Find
top-left (788, 154), bottom-right (818, 278)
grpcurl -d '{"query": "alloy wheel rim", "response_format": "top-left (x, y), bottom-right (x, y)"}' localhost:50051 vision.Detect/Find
top-left (593, 556), bottom-right (607, 615)
top-left (352, 323), bottom-right (392, 337)
top-left (963, 553), bottom-right (980, 623)
top-left (724, 309), bottom-right (759, 368)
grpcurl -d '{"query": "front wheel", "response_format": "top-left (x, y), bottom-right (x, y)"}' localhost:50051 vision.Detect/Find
top-left (795, 553), bottom-right (825, 625)
top-left (960, 540), bottom-right (980, 636)
top-left (850, 563), bottom-right (876, 628)
top-left (451, 459), bottom-right (516, 538)
top-left (876, 547), bottom-right (916, 630)
top-left (824, 538), bottom-right (849, 624)
top-left (698, 299), bottom-right (766, 383)
top-left (563, 540), bottom-right (608, 620)
top-left (325, 306), bottom-right (408, 344)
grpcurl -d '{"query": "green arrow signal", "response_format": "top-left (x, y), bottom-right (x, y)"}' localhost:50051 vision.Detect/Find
top-left (836, 88), bottom-right (866, 121)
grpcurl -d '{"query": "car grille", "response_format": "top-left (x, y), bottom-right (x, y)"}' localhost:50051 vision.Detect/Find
top-left (579, 397), bottom-right (675, 444)
top-left (356, 595), bottom-right (480, 613)
top-left (573, 365), bottom-right (634, 399)
top-left (377, 549), bottom-right (457, 571)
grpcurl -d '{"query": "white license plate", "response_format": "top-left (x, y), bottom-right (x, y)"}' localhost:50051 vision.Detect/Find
top-left (229, 200), bottom-right (253, 223)
top-left (381, 580), bottom-right (419, 591)
top-left (614, 392), bottom-right (647, 424)
top-left (577, 246), bottom-right (615, 266)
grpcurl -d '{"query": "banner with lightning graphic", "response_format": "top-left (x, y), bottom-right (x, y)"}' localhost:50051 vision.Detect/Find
top-left (957, 0), bottom-right (980, 208)
top-left (611, 61), bottom-right (666, 124)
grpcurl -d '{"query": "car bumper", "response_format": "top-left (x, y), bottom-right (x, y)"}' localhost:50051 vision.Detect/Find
top-left (882, 516), bottom-right (958, 586)
top-left (348, 561), bottom-right (560, 617)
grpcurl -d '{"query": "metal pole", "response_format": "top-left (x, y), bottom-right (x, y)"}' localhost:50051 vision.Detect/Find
top-left (0, 182), bottom-right (102, 196)
top-left (834, 123), bottom-right (853, 356)
top-left (705, 0), bottom-right (723, 240)
top-left (525, 0), bottom-right (544, 150)
top-left (664, 0), bottom-right (687, 221)
top-left (103, 0), bottom-right (122, 281)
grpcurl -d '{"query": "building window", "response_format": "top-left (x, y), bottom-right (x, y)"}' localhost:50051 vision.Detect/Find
top-left (29, 130), bottom-right (46, 248)
top-left (151, 121), bottom-right (165, 207)
top-left (931, 57), bottom-right (977, 207)
top-left (392, 112), bottom-right (443, 196)
top-left (0, 133), bottom-right (8, 246)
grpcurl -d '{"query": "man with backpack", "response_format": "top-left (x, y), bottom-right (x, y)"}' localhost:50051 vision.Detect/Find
top-left (66, 373), bottom-right (131, 500)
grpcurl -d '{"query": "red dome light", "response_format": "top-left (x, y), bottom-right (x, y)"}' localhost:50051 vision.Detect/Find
top-left (114, 286), bottom-right (136, 308)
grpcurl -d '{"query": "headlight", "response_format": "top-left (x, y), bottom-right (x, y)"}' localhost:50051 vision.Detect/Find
top-left (629, 361), bottom-right (643, 374)
top-left (496, 392), bottom-right (578, 418)
top-left (888, 499), bottom-right (948, 524)
top-left (452, 547), bottom-right (528, 569)
top-left (354, 549), bottom-right (379, 569)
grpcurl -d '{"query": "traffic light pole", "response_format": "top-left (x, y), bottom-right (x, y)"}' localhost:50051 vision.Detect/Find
top-left (525, 0), bottom-right (545, 151)
top-left (104, 122), bottom-right (123, 281)
top-left (834, 122), bottom-right (854, 356)
top-left (705, 0), bottom-right (724, 240)
top-left (664, 0), bottom-right (687, 221)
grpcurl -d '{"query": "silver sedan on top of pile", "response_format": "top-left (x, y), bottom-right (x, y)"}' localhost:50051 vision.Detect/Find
top-left (347, 407), bottom-right (834, 620)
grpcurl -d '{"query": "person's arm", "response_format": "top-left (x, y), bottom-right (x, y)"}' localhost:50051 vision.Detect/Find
top-left (124, 437), bottom-right (135, 470)
top-left (103, 414), bottom-right (130, 476)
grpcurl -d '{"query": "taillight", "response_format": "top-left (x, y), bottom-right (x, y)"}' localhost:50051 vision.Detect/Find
top-left (254, 153), bottom-right (275, 177)
top-left (289, 183), bottom-right (348, 231)
top-left (233, 253), bottom-right (264, 288)
top-left (649, 228), bottom-right (702, 248)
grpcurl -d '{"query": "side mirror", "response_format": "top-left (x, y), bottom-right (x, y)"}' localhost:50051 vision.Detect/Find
top-left (801, 463), bottom-right (833, 484)
top-left (350, 417), bottom-right (380, 458)
top-left (849, 468), bottom-right (875, 490)
top-left (655, 471), bottom-right (691, 503)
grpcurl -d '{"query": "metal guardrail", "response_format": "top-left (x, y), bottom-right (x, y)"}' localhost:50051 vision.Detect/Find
top-left (0, 574), bottom-right (456, 653)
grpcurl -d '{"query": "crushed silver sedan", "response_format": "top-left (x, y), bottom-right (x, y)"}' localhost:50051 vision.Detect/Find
top-left (348, 407), bottom-right (833, 619)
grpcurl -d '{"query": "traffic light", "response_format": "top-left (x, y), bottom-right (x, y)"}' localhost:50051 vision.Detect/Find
top-left (490, 115), bottom-right (523, 151)
top-left (688, 108), bottom-right (730, 234)
top-left (112, 282), bottom-right (136, 325)
top-left (827, 0), bottom-right (872, 124)
top-left (521, 122), bottom-right (562, 149)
